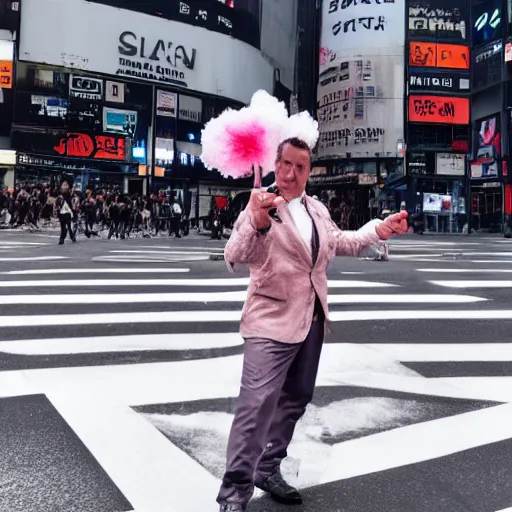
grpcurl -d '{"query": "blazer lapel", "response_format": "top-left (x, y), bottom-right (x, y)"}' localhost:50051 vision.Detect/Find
top-left (278, 204), bottom-right (313, 266)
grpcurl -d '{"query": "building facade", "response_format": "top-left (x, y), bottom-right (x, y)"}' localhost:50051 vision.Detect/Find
top-left (313, 0), bottom-right (406, 229)
top-left (313, 0), bottom-right (512, 234)
top-left (3, 0), bottom-right (311, 221)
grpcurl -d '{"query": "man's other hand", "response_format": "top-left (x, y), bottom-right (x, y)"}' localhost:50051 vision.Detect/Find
top-left (375, 211), bottom-right (409, 240)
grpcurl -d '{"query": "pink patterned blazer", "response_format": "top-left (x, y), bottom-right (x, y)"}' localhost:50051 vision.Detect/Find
top-left (225, 195), bottom-right (380, 343)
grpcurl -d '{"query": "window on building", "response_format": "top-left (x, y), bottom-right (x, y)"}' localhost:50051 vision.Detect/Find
top-left (355, 87), bottom-right (364, 119)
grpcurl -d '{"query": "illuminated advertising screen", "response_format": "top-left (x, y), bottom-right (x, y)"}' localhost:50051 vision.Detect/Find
top-left (472, 0), bottom-right (502, 47)
top-left (409, 95), bottom-right (470, 124)
top-left (409, 42), bottom-right (470, 69)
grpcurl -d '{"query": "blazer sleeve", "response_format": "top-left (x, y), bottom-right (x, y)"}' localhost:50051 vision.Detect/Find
top-left (224, 209), bottom-right (272, 271)
top-left (328, 217), bottom-right (381, 257)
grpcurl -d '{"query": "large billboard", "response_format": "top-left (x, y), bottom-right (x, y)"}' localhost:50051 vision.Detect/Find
top-left (408, 95), bottom-right (470, 124)
top-left (317, 0), bottom-right (405, 159)
top-left (18, 0), bottom-right (273, 104)
top-left (408, 0), bottom-right (468, 41)
top-left (409, 42), bottom-right (470, 69)
top-left (472, 0), bottom-right (502, 47)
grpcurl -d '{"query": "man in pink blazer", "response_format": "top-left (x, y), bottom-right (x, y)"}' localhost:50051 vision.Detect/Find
top-left (217, 138), bottom-right (408, 512)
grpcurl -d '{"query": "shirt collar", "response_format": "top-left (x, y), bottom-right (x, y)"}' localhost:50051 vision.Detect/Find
top-left (288, 192), bottom-right (306, 206)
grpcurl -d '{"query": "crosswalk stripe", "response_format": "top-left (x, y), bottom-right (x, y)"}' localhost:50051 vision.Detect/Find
top-left (0, 241), bottom-right (51, 245)
top-left (1, 309), bottom-right (511, 328)
top-left (1, 268), bottom-right (191, 275)
top-left (0, 333), bottom-right (244, 355)
top-left (0, 292), bottom-right (485, 305)
top-left (329, 310), bottom-right (512, 321)
top-left (0, 279), bottom-right (397, 288)
top-left (364, 343), bottom-right (512, 361)
top-left (93, 256), bottom-right (209, 263)
top-left (418, 269), bottom-right (512, 273)
top-left (430, 280), bottom-right (512, 288)
top-left (109, 250), bottom-right (218, 255)
top-left (0, 256), bottom-right (68, 261)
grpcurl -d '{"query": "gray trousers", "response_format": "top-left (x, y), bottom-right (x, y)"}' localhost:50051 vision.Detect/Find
top-left (217, 315), bottom-right (324, 505)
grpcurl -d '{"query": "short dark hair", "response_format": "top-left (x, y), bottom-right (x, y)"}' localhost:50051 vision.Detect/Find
top-left (276, 137), bottom-right (311, 164)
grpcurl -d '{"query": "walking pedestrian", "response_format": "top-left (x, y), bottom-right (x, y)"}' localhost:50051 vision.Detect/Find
top-left (56, 181), bottom-right (76, 245)
top-left (217, 137), bottom-right (409, 511)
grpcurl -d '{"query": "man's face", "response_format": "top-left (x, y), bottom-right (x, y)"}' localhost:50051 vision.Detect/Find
top-left (275, 143), bottom-right (311, 200)
top-left (60, 183), bottom-right (69, 193)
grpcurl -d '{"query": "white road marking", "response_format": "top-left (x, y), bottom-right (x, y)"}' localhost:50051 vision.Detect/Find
top-left (135, 246), bottom-right (225, 252)
top-left (0, 279), bottom-right (396, 288)
top-left (0, 256), bottom-right (68, 261)
top-left (418, 269), bottom-right (512, 273)
top-left (1, 308), bottom-right (509, 328)
top-left (0, 332), bottom-right (243, 355)
top-left (92, 256), bottom-right (209, 263)
top-left (365, 343), bottom-right (512, 361)
top-left (0, 342), bottom-right (509, 512)
top-left (47, 393), bottom-right (220, 512)
top-left (2, 268), bottom-right (191, 275)
top-left (109, 250), bottom-right (218, 255)
top-left (0, 292), bottom-right (485, 305)
top-left (329, 310), bottom-right (512, 321)
top-left (0, 241), bottom-right (51, 245)
top-left (390, 254), bottom-right (448, 259)
top-left (430, 280), bottom-right (512, 288)
top-left (0, 277), bottom-right (251, 287)
top-left (319, 404), bottom-right (512, 484)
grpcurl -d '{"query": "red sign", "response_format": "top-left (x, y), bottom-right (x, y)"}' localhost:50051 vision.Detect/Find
top-left (0, 60), bottom-right (13, 89)
top-left (54, 133), bottom-right (126, 160)
top-left (409, 43), bottom-right (469, 69)
top-left (409, 96), bottom-right (469, 125)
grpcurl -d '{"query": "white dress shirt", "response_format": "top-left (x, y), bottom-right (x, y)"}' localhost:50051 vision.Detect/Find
top-left (287, 194), bottom-right (313, 248)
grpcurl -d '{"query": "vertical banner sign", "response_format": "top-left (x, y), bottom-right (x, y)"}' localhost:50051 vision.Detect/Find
top-left (156, 90), bottom-right (177, 117)
top-left (0, 60), bottom-right (12, 88)
top-left (408, 95), bottom-right (470, 124)
top-left (317, 0), bottom-right (405, 159)
top-left (0, 40), bottom-right (14, 89)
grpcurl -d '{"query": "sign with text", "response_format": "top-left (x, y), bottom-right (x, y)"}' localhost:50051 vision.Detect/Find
top-left (69, 75), bottom-right (103, 101)
top-left (178, 94), bottom-right (202, 123)
top-left (19, 0), bottom-right (273, 104)
top-left (321, 0), bottom-right (405, 54)
top-left (408, 0), bottom-right (468, 40)
top-left (318, 0), bottom-right (404, 159)
top-left (436, 153), bottom-right (465, 175)
top-left (53, 133), bottom-right (126, 160)
top-left (409, 42), bottom-right (470, 69)
top-left (409, 95), bottom-right (470, 124)
top-left (105, 80), bottom-right (125, 103)
top-left (409, 72), bottom-right (470, 92)
top-left (156, 90), bottom-right (177, 117)
top-left (0, 59), bottom-right (12, 89)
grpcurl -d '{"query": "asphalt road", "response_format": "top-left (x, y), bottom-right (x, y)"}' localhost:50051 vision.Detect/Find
top-left (0, 228), bottom-right (511, 512)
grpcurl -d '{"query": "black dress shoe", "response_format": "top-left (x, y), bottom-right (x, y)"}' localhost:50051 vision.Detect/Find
top-left (255, 468), bottom-right (303, 505)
